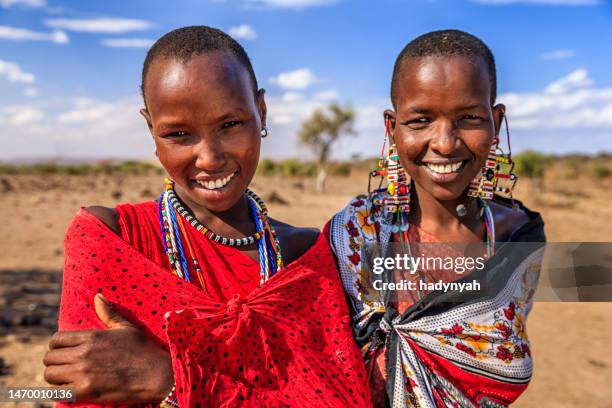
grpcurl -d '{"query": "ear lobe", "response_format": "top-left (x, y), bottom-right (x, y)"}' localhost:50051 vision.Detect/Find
top-left (492, 103), bottom-right (506, 136)
top-left (139, 108), bottom-right (153, 131)
top-left (383, 109), bottom-right (397, 139)
top-left (257, 89), bottom-right (268, 129)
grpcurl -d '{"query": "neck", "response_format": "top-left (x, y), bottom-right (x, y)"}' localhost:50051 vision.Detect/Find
top-left (174, 185), bottom-right (256, 237)
top-left (408, 183), bottom-right (482, 239)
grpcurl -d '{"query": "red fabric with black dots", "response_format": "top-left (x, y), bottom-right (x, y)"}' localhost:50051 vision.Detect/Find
top-left (57, 206), bottom-right (372, 407)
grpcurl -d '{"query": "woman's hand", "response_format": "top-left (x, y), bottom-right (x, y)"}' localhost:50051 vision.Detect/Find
top-left (43, 294), bottom-right (174, 404)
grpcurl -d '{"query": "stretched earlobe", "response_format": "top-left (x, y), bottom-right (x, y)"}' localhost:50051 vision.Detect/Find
top-left (383, 109), bottom-right (397, 140)
top-left (139, 108), bottom-right (153, 132)
top-left (492, 103), bottom-right (506, 136)
top-left (257, 88), bottom-right (268, 131)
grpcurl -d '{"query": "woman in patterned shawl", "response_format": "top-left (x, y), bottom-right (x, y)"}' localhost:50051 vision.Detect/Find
top-left (324, 30), bottom-right (545, 407)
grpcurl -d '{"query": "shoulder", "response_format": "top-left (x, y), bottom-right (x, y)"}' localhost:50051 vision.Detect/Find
top-left (270, 219), bottom-right (320, 266)
top-left (84, 205), bottom-right (120, 236)
top-left (86, 201), bottom-right (159, 238)
top-left (491, 197), bottom-right (545, 242)
top-left (329, 193), bottom-right (384, 226)
top-left (329, 192), bottom-right (388, 238)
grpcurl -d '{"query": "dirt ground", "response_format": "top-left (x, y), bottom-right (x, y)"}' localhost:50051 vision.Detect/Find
top-left (0, 172), bottom-right (610, 407)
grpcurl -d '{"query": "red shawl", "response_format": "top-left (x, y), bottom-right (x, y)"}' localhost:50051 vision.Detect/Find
top-left (58, 204), bottom-right (372, 407)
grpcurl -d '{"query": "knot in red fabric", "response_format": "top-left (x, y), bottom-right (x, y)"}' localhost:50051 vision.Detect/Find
top-left (226, 294), bottom-right (247, 315)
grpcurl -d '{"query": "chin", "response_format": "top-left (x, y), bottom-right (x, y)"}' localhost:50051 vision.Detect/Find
top-left (192, 188), bottom-right (242, 212)
top-left (418, 181), bottom-right (470, 203)
top-left (430, 186), bottom-right (468, 202)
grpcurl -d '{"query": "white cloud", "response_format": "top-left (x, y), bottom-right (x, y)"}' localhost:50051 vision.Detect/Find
top-left (57, 98), bottom-right (117, 124)
top-left (499, 69), bottom-right (612, 130)
top-left (0, 59), bottom-right (35, 83)
top-left (0, 25), bottom-right (69, 43)
top-left (1, 105), bottom-right (44, 125)
top-left (24, 87), bottom-right (39, 97)
top-left (100, 38), bottom-right (154, 48)
top-left (0, 0), bottom-right (46, 8)
top-left (540, 49), bottom-right (575, 60)
top-left (314, 89), bottom-right (339, 101)
top-left (260, 92), bottom-right (387, 159)
top-left (0, 95), bottom-right (153, 159)
top-left (281, 92), bottom-right (304, 103)
top-left (267, 95), bottom-right (319, 125)
top-left (269, 68), bottom-right (317, 90)
top-left (244, 0), bottom-right (337, 8)
top-left (4, 68), bottom-right (609, 160)
top-left (544, 68), bottom-right (592, 94)
top-left (45, 18), bottom-right (152, 34)
top-left (228, 24), bottom-right (257, 40)
top-left (472, 0), bottom-right (600, 4)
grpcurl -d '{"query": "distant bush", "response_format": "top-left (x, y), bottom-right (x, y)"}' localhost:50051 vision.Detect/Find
top-left (591, 162), bottom-right (611, 179)
top-left (561, 157), bottom-right (583, 179)
top-left (0, 161), bottom-right (163, 175)
top-left (0, 164), bottom-right (19, 174)
top-left (279, 159), bottom-right (317, 177)
top-left (113, 161), bottom-right (163, 175)
top-left (257, 159), bottom-right (277, 176)
top-left (255, 159), bottom-right (317, 177)
top-left (513, 151), bottom-right (553, 179)
top-left (331, 162), bottom-right (351, 176)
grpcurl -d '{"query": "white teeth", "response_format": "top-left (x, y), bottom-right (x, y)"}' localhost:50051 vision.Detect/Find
top-left (426, 162), bottom-right (463, 174)
top-left (195, 172), bottom-right (235, 190)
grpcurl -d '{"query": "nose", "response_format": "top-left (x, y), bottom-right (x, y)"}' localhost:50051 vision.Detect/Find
top-left (429, 120), bottom-right (459, 156)
top-left (193, 135), bottom-right (227, 172)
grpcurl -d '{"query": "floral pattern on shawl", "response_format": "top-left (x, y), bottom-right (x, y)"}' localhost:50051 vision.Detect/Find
top-left (328, 190), bottom-right (545, 408)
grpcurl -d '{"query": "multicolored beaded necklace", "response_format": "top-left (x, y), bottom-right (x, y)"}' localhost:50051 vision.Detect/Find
top-left (391, 199), bottom-right (496, 259)
top-left (158, 179), bottom-right (284, 285)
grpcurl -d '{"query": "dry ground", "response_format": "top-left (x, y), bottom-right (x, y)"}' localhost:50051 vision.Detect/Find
top-left (0, 172), bottom-right (611, 407)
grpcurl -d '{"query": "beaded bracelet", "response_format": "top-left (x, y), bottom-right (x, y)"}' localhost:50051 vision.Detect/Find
top-left (159, 383), bottom-right (178, 408)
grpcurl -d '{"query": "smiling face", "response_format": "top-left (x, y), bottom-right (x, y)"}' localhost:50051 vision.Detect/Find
top-left (141, 51), bottom-right (265, 213)
top-left (387, 55), bottom-right (504, 202)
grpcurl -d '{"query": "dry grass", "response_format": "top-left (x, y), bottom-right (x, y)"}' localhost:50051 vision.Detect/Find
top-left (0, 170), bottom-right (610, 407)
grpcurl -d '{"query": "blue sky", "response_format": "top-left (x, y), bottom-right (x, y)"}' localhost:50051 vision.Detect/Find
top-left (0, 0), bottom-right (611, 160)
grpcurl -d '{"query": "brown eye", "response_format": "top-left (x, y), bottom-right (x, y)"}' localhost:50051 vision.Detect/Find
top-left (405, 117), bottom-right (431, 130)
top-left (222, 120), bottom-right (242, 129)
top-left (162, 131), bottom-right (188, 138)
top-left (461, 115), bottom-right (484, 124)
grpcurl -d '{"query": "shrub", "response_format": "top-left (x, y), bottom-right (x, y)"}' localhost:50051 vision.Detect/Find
top-left (257, 159), bottom-right (277, 176)
top-left (114, 161), bottom-right (161, 175)
top-left (561, 157), bottom-right (582, 179)
top-left (278, 159), bottom-right (316, 177)
top-left (591, 162), bottom-right (611, 179)
top-left (0, 164), bottom-right (19, 175)
top-left (513, 151), bottom-right (552, 179)
top-left (331, 162), bottom-right (351, 176)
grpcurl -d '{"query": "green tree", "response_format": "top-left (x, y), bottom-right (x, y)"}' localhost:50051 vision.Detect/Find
top-left (298, 103), bottom-right (355, 192)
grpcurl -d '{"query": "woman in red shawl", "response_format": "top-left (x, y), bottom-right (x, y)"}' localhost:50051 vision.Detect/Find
top-left (43, 26), bottom-right (372, 408)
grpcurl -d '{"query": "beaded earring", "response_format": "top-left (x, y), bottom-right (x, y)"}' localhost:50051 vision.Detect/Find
top-left (459, 110), bottom-right (518, 258)
top-left (466, 110), bottom-right (518, 203)
top-left (467, 143), bottom-right (497, 201)
top-left (369, 115), bottom-right (411, 232)
top-left (492, 114), bottom-right (518, 202)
